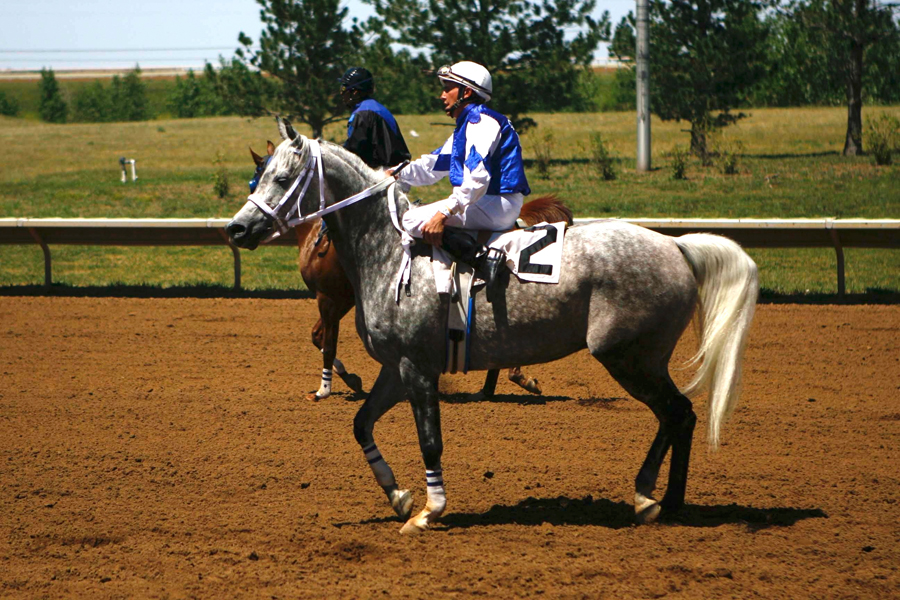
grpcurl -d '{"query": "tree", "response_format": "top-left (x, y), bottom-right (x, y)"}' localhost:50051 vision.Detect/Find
top-left (791, 0), bottom-right (899, 155)
top-left (649, 0), bottom-right (770, 156)
top-left (169, 70), bottom-right (224, 118)
top-left (609, 12), bottom-right (637, 61)
top-left (72, 81), bottom-right (113, 122)
top-left (203, 58), bottom-right (272, 117)
top-left (102, 67), bottom-right (151, 122)
top-left (750, 10), bottom-right (843, 107)
top-left (355, 33), bottom-right (436, 115)
top-left (364, 0), bottom-right (610, 129)
top-left (39, 68), bottom-right (68, 123)
top-left (237, 0), bottom-right (362, 138)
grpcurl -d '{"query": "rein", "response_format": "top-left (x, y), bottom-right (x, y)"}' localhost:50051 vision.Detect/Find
top-left (246, 139), bottom-right (407, 243)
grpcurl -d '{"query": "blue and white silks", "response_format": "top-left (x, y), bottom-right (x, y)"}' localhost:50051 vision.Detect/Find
top-left (400, 103), bottom-right (530, 226)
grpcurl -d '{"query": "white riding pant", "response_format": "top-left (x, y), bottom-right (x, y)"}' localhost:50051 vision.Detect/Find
top-left (402, 193), bottom-right (524, 238)
top-left (401, 193), bottom-right (523, 295)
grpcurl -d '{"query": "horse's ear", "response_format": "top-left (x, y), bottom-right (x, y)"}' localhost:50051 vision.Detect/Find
top-left (249, 145), bottom-right (264, 166)
top-left (277, 116), bottom-right (298, 141)
top-left (266, 140), bottom-right (276, 155)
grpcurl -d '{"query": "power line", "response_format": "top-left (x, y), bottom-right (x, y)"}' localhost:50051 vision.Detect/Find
top-left (1, 58), bottom-right (225, 63)
top-left (0, 47), bottom-right (254, 54)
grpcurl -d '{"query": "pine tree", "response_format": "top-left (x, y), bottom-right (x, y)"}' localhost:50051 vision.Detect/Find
top-left (39, 68), bottom-right (68, 123)
top-left (649, 0), bottom-right (770, 156)
top-left (364, 0), bottom-right (610, 130)
top-left (237, 0), bottom-right (362, 138)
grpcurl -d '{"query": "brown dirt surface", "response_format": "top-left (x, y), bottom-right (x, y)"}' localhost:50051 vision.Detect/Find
top-left (1, 297), bottom-right (898, 599)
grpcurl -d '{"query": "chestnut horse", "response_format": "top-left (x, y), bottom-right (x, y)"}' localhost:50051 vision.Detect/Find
top-left (249, 141), bottom-right (571, 400)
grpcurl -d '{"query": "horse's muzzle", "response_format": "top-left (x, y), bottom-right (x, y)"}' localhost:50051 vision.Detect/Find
top-left (225, 220), bottom-right (260, 250)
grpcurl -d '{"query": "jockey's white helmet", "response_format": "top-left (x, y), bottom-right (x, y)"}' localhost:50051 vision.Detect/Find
top-left (438, 61), bottom-right (492, 102)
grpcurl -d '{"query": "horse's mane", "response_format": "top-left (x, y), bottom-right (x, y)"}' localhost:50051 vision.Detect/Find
top-left (319, 139), bottom-right (383, 185)
top-left (519, 195), bottom-right (574, 226)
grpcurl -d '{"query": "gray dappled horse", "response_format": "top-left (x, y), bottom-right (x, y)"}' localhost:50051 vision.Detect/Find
top-left (226, 119), bottom-right (759, 533)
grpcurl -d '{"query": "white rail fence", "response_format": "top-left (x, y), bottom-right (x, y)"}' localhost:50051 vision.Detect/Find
top-left (1, 217), bottom-right (898, 295)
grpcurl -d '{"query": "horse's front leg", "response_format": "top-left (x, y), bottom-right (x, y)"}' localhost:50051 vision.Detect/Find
top-left (397, 359), bottom-right (445, 534)
top-left (353, 366), bottom-right (413, 520)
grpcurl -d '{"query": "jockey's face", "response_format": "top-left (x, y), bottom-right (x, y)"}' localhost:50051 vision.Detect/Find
top-left (440, 83), bottom-right (473, 118)
top-left (341, 88), bottom-right (363, 109)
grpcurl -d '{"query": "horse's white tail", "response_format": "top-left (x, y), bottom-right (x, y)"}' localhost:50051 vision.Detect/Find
top-left (674, 234), bottom-right (759, 449)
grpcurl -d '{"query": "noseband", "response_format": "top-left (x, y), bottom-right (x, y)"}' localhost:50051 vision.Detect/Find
top-left (245, 139), bottom-right (406, 242)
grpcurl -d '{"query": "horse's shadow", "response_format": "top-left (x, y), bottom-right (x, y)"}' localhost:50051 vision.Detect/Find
top-left (441, 393), bottom-right (571, 405)
top-left (333, 495), bottom-right (826, 531)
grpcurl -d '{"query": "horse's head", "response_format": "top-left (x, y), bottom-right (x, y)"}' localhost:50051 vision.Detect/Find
top-left (227, 118), bottom-right (323, 249)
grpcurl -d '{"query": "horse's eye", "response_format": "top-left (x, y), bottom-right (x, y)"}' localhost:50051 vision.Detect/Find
top-left (275, 174), bottom-right (290, 186)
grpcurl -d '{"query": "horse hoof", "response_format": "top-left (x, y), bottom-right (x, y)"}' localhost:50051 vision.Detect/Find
top-left (391, 489), bottom-right (414, 520)
top-left (635, 493), bottom-right (661, 525)
top-left (399, 519), bottom-right (427, 535)
top-left (524, 378), bottom-right (542, 395)
top-left (339, 372), bottom-right (364, 393)
top-left (308, 391), bottom-right (329, 401)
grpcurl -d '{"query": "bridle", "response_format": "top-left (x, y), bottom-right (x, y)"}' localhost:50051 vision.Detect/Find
top-left (244, 138), bottom-right (407, 242)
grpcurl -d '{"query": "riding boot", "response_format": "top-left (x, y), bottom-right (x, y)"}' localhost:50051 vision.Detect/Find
top-left (440, 227), bottom-right (481, 265)
top-left (441, 228), bottom-right (506, 302)
top-left (481, 247), bottom-right (506, 303)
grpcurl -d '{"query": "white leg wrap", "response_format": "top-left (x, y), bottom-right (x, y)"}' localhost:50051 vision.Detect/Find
top-left (316, 368), bottom-right (332, 398)
top-left (362, 443), bottom-right (396, 488)
top-left (400, 468), bottom-right (446, 534)
top-left (425, 469), bottom-right (446, 514)
top-left (332, 357), bottom-right (346, 375)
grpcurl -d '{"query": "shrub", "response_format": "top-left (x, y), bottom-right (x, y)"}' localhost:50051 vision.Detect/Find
top-left (0, 91), bottom-right (20, 117)
top-left (589, 132), bottom-right (617, 180)
top-left (866, 113), bottom-right (900, 166)
top-left (668, 146), bottom-right (689, 180)
top-left (712, 135), bottom-right (744, 175)
top-left (212, 153), bottom-right (230, 199)
top-left (531, 130), bottom-right (554, 179)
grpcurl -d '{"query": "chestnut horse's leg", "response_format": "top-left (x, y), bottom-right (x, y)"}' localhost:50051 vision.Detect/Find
top-left (507, 366), bottom-right (542, 395)
top-left (309, 292), bottom-right (355, 400)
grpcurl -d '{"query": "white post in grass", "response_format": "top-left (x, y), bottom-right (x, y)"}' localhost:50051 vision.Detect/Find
top-left (119, 157), bottom-right (138, 182)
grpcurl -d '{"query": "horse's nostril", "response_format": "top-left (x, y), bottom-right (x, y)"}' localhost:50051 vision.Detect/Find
top-left (225, 222), bottom-right (245, 239)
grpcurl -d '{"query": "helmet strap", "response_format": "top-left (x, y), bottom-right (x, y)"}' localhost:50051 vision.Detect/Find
top-left (445, 84), bottom-right (473, 116)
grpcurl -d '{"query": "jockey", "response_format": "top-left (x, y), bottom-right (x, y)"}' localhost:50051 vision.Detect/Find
top-left (340, 67), bottom-right (411, 169)
top-left (391, 61), bottom-right (530, 300)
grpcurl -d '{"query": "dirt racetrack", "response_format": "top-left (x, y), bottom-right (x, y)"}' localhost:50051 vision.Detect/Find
top-left (1, 297), bottom-right (898, 599)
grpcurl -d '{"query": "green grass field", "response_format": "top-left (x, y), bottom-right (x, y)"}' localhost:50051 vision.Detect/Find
top-left (1, 106), bottom-right (898, 294)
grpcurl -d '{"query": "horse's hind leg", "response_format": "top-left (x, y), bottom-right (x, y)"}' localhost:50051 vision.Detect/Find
top-left (352, 366), bottom-right (413, 520)
top-left (600, 355), bottom-right (696, 524)
top-left (397, 360), bottom-right (445, 534)
top-left (508, 366), bottom-right (542, 395)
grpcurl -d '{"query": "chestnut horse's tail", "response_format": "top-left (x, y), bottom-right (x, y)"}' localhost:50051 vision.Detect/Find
top-left (519, 195), bottom-right (573, 227)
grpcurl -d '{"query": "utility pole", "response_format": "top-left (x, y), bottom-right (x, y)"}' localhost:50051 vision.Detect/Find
top-left (636, 0), bottom-right (651, 172)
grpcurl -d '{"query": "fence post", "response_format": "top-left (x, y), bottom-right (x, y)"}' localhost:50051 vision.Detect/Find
top-left (27, 228), bottom-right (52, 290)
top-left (826, 221), bottom-right (845, 296)
top-left (217, 229), bottom-right (241, 291)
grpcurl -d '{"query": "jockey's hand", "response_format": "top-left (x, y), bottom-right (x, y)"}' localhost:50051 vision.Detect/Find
top-left (385, 167), bottom-right (398, 179)
top-left (422, 211), bottom-right (448, 247)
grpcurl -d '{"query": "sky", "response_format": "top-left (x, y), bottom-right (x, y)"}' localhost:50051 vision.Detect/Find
top-left (1, 0), bottom-right (633, 72)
